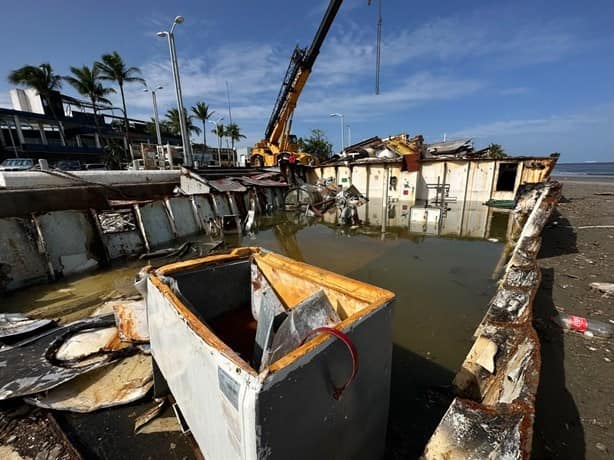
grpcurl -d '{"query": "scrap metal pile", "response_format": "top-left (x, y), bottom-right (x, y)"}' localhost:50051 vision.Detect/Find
top-left (284, 177), bottom-right (368, 225)
top-left (0, 299), bottom-right (152, 414)
top-left (322, 132), bottom-right (513, 165)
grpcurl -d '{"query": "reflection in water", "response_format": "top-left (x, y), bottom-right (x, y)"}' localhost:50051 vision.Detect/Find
top-left (1, 200), bottom-right (512, 458)
top-left (328, 198), bottom-right (513, 242)
top-left (238, 206), bottom-right (510, 457)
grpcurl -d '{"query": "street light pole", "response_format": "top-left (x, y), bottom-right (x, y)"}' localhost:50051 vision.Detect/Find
top-left (346, 124), bottom-right (351, 147)
top-left (330, 113), bottom-right (344, 152)
top-left (144, 84), bottom-right (163, 145)
top-left (157, 16), bottom-right (193, 168)
top-left (208, 118), bottom-right (223, 167)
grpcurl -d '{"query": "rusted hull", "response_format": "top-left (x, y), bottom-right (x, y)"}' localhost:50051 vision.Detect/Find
top-left (422, 180), bottom-right (562, 459)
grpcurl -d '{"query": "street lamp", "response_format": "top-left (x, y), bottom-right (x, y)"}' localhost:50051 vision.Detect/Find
top-left (208, 117), bottom-right (224, 167)
top-left (346, 124), bottom-right (352, 147)
top-left (330, 113), bottom-right (344, 152)
top-left (143, 84), bottom-right (163, 145)
top-left (157, 16), bottom-right (193, 167)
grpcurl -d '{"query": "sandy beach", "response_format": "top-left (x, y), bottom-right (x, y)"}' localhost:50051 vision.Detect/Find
top-left (533, 175), bottom-right (614, 459)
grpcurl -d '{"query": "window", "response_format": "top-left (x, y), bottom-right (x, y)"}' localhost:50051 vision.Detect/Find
top-left (496, 163), bottom-right (518, 192)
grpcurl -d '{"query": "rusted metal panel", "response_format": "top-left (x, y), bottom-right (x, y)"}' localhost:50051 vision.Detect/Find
top-left (112, 299), bottom-right (149, 343)
top-left (422, 398), bottom-right (532, 460)
top-left (25, 354), bottom-right (153, 413)
top-left (166, 197), bottom-right (201, 238)
top-left (211, 193), bottom-right (232, 216)
top-left (0, 217), bottom-right (49, 291)
top-left (423, 180), bottom-right (561, 459)
top-left (0, 315), bottom-right (135, 400)
top-left (136, 201), bottom-right (175, 248)
top-left (36, 210), bottom-right (100, 277)
top-left (208, 178), bottom-right (247, 193)
top-left (238, 176), bottom-right (287, 187)
top-left (521, 159), bottom-right (555, 184)
top-left (93, 209), bottom-right (145, 259)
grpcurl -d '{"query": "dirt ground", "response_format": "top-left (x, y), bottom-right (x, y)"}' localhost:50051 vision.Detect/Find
top-left (532, 176), bottom-right (614, 459)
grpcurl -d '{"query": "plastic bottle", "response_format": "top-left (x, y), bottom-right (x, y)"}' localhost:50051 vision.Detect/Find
top-left (552, 313), bottom-right (613, 338)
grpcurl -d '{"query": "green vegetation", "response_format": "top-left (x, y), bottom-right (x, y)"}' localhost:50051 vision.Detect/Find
top-left (191, 102), bottom-right (215, 148)
top-left (211, 123), bottom-right (226, 149)
top-left (96, 52), bottom-right (145, 144)
top-left (63, 64), bottom-right (115, 137)
top-left (488, 143), bottom-right (507, 159)
top-left (165, 108), bottom-right (200, 137)
top-left (7, 56), bottom-right (249, 162)
top-left (225, 123), bottom-right (246, 150)
top-left (298, 129), bottom-right (333, 160)
top-left (8, 63), bottom-right (66, 144)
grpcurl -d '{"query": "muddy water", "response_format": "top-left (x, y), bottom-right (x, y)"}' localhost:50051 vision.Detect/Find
top-left (0, 203), bottom-right (512, 458)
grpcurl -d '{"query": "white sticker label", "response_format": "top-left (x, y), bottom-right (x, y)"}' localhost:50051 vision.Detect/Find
top-left (218, 367), bottom-right (240, 410)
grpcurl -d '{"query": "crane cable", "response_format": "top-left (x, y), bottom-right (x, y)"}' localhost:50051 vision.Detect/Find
top-left (369, 0), bottom-right (383, 94)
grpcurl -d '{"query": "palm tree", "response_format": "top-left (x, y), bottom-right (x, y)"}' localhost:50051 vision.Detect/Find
top-left (146, 117), bottom-right (172, 138)
top-left (96, 52), bottom-right (144, 145)
top-left (225, 123), bottom-right (246, 150)
top-left (191, 102), bottom-right (215, 149)
top-left (488, 143), bottom-right (507, 159)
top-left (63, 65), bottom-right (115, 139)
top-left (211, 123), bottom-right (226, 150)
top-left (8, 63), bottom-right (66, 144)
top-left (165, 108), bottom-right (200, 137)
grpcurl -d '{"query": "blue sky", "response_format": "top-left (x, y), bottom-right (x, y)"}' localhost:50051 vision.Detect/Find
top-left (1, 0), bottom-right (612, 162)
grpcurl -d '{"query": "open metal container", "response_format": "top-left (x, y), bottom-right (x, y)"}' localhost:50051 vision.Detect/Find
top-left (147, 247), bottom-right (395, 460)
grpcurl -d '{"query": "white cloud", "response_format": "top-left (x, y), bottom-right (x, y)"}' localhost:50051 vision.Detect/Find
top-left (448, 110), bottom-right (609, 139)
top-left (110, 3), bottom-right (588, 148)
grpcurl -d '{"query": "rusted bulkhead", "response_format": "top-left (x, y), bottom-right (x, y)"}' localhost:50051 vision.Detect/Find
top-left (313, 156), bottom-right (557, 203)
top-left (422, 180), bottom-right (562, 459)
top-left (0, 170), bottom-right (288, 293)
top-left (147, 247), bottom-right (395, 460)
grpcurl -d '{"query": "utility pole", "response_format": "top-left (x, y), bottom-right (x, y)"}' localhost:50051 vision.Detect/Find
top-left (157, 16), bottom-right (193, 167)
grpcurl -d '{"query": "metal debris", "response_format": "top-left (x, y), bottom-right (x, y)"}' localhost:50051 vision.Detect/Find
top-left (25, 354), bottom-right (153, 413)
top-left (134, 397), bottom-right (167, 433)
top-left (267, 289), bottom-right (340, 365)
top-left (96, 210), bottom-right (137, 233)
top-left (0, 315), bottom-right (137, 400)
top-left (422, 398), bottom-right (530, 460)
top-left (0, 313), bottom-right (54, 340)
top-left (139, 241), bottom-right (192, 260)
top-left (112, 300), bottom-right (149, 343)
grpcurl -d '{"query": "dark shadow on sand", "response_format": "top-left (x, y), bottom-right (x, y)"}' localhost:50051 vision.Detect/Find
top-left (537, 207), bottom-right (578, 259)
top-left (532, 267), bottom-right (585, 459)
top-left (385, 344), bottom-right (455, 459)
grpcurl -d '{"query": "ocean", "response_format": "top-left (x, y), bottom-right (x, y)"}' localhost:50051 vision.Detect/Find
top-left (552, 162), bottom-right (614, 177)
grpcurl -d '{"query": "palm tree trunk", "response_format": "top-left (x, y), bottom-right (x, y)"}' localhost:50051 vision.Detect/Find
top-left (203, 122), bottom-right (207, 149)
top-left (91, 97), bottom-right (102, 147)
top-left (119, 84), bottom-right (132, 161)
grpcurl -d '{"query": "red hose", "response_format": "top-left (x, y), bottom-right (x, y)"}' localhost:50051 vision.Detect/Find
top-left (300, 326), bottom-right (359, 400)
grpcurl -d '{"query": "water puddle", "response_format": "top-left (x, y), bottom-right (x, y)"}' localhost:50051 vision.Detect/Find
top-left (0, 200), bottom-right (512, 458)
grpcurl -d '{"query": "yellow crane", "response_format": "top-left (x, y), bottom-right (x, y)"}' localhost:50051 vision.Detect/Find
top-left (249, 0), bottom-right (344, 167)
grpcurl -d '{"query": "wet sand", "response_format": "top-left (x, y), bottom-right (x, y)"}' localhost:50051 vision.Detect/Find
top-left (532, 175), bottom-right (614, 459)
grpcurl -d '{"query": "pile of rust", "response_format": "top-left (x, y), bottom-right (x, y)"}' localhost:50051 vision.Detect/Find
top-left (422, 180), bottom-right (562, 459)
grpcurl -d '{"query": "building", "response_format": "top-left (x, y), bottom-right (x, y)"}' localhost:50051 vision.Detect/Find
top-left (0, 88), bottom-right (181, 165)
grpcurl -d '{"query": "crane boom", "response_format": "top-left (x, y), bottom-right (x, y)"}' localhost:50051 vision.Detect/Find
top-left (251, 0), bottom-right (343, 166)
